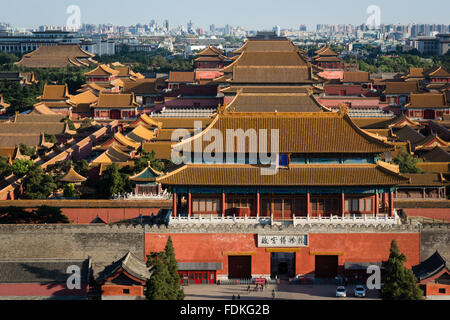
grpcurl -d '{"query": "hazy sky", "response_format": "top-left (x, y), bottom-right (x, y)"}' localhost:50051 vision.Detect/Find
top-left (1, 0), bottom-right (449, 30)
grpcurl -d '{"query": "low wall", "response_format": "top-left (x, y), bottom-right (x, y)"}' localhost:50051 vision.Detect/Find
top-left (0, 225), bottom-right (146, 277)
top-left (420, 224), bottom-right (450, 262)
top-left (0, 200), bottom-right (171, 224)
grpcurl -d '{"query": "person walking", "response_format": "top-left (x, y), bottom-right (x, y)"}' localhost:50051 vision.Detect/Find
top-left (232, 294), bottom-right (235, 300)
top-left (272, 289), bottom-right (276, 300)
top-left (237, 294), bottom-right (241, 300)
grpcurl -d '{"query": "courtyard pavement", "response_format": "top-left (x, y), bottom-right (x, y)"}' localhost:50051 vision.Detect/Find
top-left (183, 282), bottom-right (381, 300)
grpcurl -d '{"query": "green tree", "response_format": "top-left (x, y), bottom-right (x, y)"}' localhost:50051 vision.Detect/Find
top-left (98, 164), bottom-right (132, 198)
top-left (0, 206), bottom-right (69, 224)
top-left (164, 236), bottom-right (185, 300)
top-left (74, 159), bottom-right (90, 177)
top-left (33, 205), bottom-right (70, 224)
top-left (0, 206), bottom-right (34, 224)
top-left (63, 183), bottom-right (77, 198)
top-left (21, 166), bottom-right (57, 199)
top-left (393, 148), bottom-right (422, 174)
top-left (145, 257), bottom-right (174, 300)
top-left (381, 240), bottom-right (424, 300)
top-left (19, 143), bottom-right (36, 158)
top-left (0, 155), bottom-right (12, 179)
top-left (134, 150), bottom-right (164, 174)
top-left (44, 133), bottom-right (58, 144)
top-left (145, 237), bottom-right (184, 300)
top-left (11, 159), bottom-right (34, 177)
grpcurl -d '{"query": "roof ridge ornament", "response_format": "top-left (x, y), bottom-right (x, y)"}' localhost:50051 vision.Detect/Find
top-left (217, 104), bottom-right (228, 115)
top-left (337, 103), bottom-right (349, 117)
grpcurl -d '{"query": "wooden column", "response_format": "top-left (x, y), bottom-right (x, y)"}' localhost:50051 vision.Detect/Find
top-left (381, 193), bottom-right (386, 212)
top-left (341, 193), bottom-right (345, 217)
top-left (221, 193), bottom-right (225, 218)
top-left (188, 193), bottom-right (192, 217)
top-left (173, 193), bottom-right (177, 217)
top-left (389, 192), bottom-right (394, 217)
top-left (375, 193), bottom-right (379, 216)
top-left (256, 192), bottom-right (260, 218)
top-left (306, 193), bottom-right (311, 218)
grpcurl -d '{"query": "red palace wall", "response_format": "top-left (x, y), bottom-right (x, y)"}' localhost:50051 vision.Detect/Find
top-left (101, 284), bottom-right (144, 297)
top-left (145, 233), bottom-right (420, 277)
top-left (0, 283), bottom-right (88, 298)
top-left (403, 208), bottom-right (450, 222)
top-left (61, 207), bottom-right (160, 224)
top-left (424, 283), bottom-right (450, 296)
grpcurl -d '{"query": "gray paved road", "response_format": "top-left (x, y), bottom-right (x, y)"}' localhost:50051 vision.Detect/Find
top-left (183, 283), bottom-right (381, 300)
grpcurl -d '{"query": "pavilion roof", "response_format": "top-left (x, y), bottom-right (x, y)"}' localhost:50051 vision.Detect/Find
top-left (38, 84), bottom-right (70, 101)
top-left (15, 45), bottom-right (96, 68)
top-left (356, 115), bottom-right (422, 130)
top-left (422, 147), bottom-right (450, 162)
top-left (405, 67), bottom-right (425, 78)
top-left (92, 145), bottom-right (133, 164)
top-left (122, 78), bottom-right (160, 95)
top-left (130, 163), bottom-right (163, 182)
top-left (168, 71), bottom-right (196, 83)
top-left (413, 251), bottom-right (449, 282)
top-left (313, 56), bottom-right (342, 62)
top-left (142, 142), bottom-right (175, 160)
top-left (92, 93), bottom-right (140, 109)
top-left (113, 132), bottom-right (141, 149)
top-left (414, 134), bottom-right (450, 151)
top-left (157, 162), bottom-right (409, 186)
top-left (233, 39), bottom-right (301, 54)
top-left (394, 125), bottom-right (426, 145)
top-left (405, 93), bottom-right (447, 109)
top-left (69, 90), bottom-right (98, 105)
top-left (126, 125), bottom-right (154, 143)
top-left (59, 167), bottom-right (87, 183)
top-left (130, 113), bottom-right (162, 129)
top-left (225, 92), bottom-right (330, 113)
top-left (220, 85), bottom-right (323, 95)
top-left (85, 64), bottom-right (119, 77)
top-left (197, 46), bottom-right (225, 56)
top-left (222, 51), bottom-right (309, 73)
top-left (342, 72), bottom-right (370, 83)
top-left (401, 173), bottom-right (447, 187)
top-left (425, 66), bottom-right (450, 78)
top-left (97, 252), bottom-right (151, 283)
top-left (315, 47), bottom-right (338, 56)
top-left (174, 108), bottom-right (395, 154)
top-left (383, 81), bottom-right (423, 95)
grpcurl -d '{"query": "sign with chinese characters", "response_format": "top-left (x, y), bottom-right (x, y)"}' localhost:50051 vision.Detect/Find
top-left (257, 234), bottom-right (308, 248)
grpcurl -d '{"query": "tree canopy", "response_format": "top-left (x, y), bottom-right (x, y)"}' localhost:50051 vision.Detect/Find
top-left (98, 164), bottom-right (133, 198)
top-left (381, 239), bottom-right (424, 300)
top-left (21, 165), bottom-right (57, 199)
top-left (392, 148), bottom-right (423, 174)
top-left (0, 205), bottom-right (69, 224)
top-left (145, 236), bottom-right (184, 300)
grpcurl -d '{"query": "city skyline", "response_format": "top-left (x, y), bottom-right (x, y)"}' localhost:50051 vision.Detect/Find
top-left (1, 0), bottom-right (449, 31)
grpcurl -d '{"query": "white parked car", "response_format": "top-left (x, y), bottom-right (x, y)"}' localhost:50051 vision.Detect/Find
top-left (336, 286), bottom-right (347, 297)
top-left (354, 285), bottom-right (366, 297)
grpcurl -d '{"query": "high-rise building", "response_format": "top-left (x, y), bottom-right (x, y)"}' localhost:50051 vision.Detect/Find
top-left (273, 25), bottom-right (281, 37)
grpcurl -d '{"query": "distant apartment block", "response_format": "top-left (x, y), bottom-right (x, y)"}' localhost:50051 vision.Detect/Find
top-left (0, 30), bottom-right (115, 56)
top-left (409, 34), bottom-right (450, 55)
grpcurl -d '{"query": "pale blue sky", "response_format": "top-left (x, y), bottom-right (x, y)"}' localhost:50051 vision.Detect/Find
top-left (1, 0), bottom-right (449, 30)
